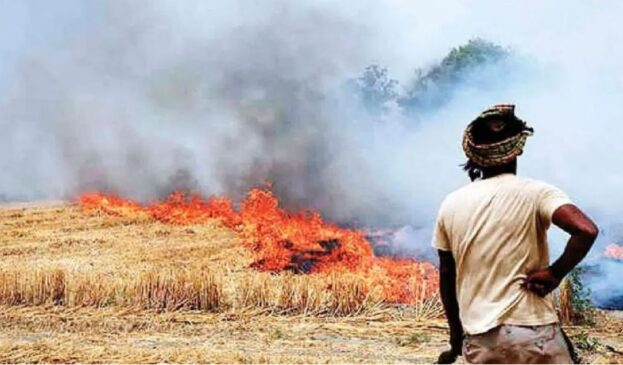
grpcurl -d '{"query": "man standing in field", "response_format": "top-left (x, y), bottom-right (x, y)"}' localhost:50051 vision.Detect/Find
top-left (434, 104), bottom-right (598, 364)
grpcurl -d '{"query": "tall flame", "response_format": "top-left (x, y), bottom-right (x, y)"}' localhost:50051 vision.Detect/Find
top-left (79, 188), bottom-right (438, 303)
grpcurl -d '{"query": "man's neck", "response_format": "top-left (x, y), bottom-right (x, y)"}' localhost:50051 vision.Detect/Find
top-left (482, 171), bottom-right (515, 179)
top-left (481, 161), bottom-right (517, 179)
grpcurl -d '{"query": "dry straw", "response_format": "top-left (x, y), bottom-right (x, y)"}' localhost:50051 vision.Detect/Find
top-left (0, 267), bottom-right (442, 319)
top-left (133, 269), bottom-right (224, 312)
top-left (558, 277), bottom-right (573, 324)
top-left (0, 269), bottom-right (65, 306)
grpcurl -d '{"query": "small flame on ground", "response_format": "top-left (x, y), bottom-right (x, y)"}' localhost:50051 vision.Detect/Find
top-left (604, 244), bottom-right (623, 261)
top-left (79, 189), bottom-right (438, 304)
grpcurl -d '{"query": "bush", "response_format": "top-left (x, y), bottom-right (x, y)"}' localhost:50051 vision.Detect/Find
top-left (558, 267), bottom-right (596, 325)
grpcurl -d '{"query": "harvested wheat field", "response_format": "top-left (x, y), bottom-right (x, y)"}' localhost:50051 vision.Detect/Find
top-left (0, 197), bottom-right (621, 364)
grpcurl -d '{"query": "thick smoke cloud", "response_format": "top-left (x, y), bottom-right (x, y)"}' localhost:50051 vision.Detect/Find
top-left (1, 2), bottom-right (623, 279)
top-left (0, 1), bottom-right (368, 205)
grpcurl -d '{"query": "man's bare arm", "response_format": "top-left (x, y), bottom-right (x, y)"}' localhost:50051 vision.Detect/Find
top-left (437, 250), bottom-right (463, 364)
top-left (525, 204), bottom-right (598, 296)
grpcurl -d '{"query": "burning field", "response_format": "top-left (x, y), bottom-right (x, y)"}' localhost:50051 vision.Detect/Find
top-left (78, 188), bottom-right (439, 306)
top-left (0, 195), bottom-right (621, 363)
top-left (0, 192), bottom-right (447, 363)
top-left (2, 0), bottom-right (623, 363)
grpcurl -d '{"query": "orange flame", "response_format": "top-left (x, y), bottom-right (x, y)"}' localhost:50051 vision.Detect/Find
top-left (604, 244), bottom-right (623, 260)
top-left (79, 188), bottom-right (438, 303)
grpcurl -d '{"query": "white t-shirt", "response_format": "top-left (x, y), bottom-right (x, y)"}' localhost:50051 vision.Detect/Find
top-left (433, 173), bottom-right (572, 335)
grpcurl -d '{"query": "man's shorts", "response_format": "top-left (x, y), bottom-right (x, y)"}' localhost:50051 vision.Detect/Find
top-left (462, 323), bottom-right (574, 364)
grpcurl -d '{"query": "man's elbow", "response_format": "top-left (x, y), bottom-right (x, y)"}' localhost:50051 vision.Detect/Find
top-left (552, 205), bottom-right (599, 241)
top-left (578, 222), bottom-right (599, 241)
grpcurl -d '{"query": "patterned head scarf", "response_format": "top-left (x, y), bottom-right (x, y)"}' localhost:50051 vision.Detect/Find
top-left (462, 104), bottom-right (534, 167)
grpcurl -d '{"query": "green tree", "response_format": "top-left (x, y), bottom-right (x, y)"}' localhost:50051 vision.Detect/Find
top-left (355, 65), bottom-right (398, 113)
top-left (399, 38), bottom-right (510, 111)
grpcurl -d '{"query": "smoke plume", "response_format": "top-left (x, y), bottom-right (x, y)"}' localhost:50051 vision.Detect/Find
top-left (1, 0), bottom-right (622, 304)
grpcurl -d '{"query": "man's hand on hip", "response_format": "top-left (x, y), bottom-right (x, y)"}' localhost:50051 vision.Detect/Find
top-left (523, 268), bottom-right (561, 297)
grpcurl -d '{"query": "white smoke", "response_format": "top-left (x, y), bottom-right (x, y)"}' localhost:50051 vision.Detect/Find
top-left (1, 0), bottom-right (622, 303)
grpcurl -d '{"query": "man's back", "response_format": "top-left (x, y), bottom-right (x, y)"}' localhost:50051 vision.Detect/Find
top-left (434, 173), bottom-right (571, 334)
top-left (435, 104), bottom-right (597, 364)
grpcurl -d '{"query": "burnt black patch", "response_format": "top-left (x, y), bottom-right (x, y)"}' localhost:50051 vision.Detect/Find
top-left (318, 239), bottom-right (339, 251)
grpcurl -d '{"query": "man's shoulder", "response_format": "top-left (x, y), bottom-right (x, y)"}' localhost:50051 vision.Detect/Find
top-left (442, 176), bottom-right (500, 200)
top-left (504, 175), bottom-right (561, 194)
top-left (439, 183), bottom-right (477, 211)
top-left (440, 175), bottom-right (557, 208)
